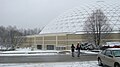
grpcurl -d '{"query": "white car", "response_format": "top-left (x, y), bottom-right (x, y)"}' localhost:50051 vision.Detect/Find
top-left (97, 48), bottom-right (120, 67)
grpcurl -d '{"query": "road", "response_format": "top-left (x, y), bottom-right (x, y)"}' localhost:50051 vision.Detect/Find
top-left (0, 54), bottom-right (97, 63)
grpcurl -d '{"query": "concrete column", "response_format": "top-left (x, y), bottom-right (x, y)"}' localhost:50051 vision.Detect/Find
top-left (55, 36), bottom-right (58, 50)
top-left (31, 36), bottom-right (36, 50)
top-left (42, 36), bottom-right (45, 50)
top-left (34, 36), bottom-right (36, 45)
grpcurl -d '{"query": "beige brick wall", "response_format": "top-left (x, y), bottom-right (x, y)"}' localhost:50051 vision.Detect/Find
top-left (21, 33), bottom-right (120, 49)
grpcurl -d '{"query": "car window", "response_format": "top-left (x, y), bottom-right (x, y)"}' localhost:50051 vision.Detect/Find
top-left (105, 50), bottom-right (112, 56)
top-left (101, 50), bottom-right (106, 55)
top-left (113, 50), bottom-right (120, 57)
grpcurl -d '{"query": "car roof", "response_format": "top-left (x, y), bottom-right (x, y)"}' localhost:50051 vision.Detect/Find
top-left (106, 48), bottom-right (120, 50)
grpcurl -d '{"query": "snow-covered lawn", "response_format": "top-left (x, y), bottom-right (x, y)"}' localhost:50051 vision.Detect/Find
top-left (0, 61), bottom-right (100, 67)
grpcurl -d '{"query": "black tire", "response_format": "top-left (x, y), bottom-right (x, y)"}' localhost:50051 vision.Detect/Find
top-left (114, 63), bottom-right (120, 67)
top-left (98, 58), bottom-right (103, 66)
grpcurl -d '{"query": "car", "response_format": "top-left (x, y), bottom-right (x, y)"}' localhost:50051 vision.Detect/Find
top-left (97, 48), bottom-right (120, 67)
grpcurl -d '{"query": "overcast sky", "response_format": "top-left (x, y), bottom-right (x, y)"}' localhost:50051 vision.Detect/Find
top-left (0, 0), bottom-right (119, 29)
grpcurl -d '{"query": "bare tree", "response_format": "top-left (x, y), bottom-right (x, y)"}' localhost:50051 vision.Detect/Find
top-left (20, 28), bottom-right (41, 36)
top-left (0, 26), bottom-right (7, 47)
top-left (0, 26), bottom-right (26, 49)
top-left (84, 9), bottom-right (112, 46)
top-left (0, 25), bottom-right (42, 50)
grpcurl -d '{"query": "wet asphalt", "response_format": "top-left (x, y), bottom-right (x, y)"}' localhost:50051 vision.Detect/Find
top-left (0, 53), bottom-right (97, 63)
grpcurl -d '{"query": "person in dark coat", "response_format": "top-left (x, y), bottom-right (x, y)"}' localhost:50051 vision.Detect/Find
top-left (71, 44), bottom-right (75, 57)
top-left (76, 43), bottom-right (81, 57)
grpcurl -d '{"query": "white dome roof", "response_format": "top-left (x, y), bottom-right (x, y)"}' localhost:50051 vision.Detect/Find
top-left (40, 2), bottom-right (120, 34)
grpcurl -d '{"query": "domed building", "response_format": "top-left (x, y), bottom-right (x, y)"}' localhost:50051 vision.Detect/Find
top-left (23, 2), bottom-right (120, 50)
top-left (40, 2), bottom-right (120, 34)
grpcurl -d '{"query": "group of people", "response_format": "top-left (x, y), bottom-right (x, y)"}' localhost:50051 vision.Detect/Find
top-left (71, 43), bottom-right (81, 57)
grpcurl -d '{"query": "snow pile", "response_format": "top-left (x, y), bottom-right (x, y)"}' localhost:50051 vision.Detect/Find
top-left (0, 53), bottom-right (58, 56)
top-left (81, 50), bottom-right (98, 54)
top-left (0, 61), bottom-right (100, 67)
top-left (0, 50), bottom-right (60, 54)
top-left (16, 48), bottom-right (31, 51)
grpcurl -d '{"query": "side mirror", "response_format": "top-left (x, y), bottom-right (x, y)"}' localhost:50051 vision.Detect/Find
top-left (108, 55), bottom-right (113, 58)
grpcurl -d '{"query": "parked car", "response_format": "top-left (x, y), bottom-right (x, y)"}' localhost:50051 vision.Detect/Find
top-left (97, 48), bottom-right (120, 67)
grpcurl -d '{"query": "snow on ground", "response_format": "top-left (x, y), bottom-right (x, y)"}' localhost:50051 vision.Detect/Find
top-left (0, 53), bottom-right (59, 56)
top-left (80, 50), bottom-right (98, 54)
top-left (0, 50), bottom-right (97, 56)
top-left (0, 48), bottom-right (98, 55)
top-left (0, 61), bottom-right (100, 67)
top-left (0, 48), bottom-right (62, 54)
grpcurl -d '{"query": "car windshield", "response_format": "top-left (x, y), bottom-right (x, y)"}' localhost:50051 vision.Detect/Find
top-left (113, 50), bottom-right (120, 57)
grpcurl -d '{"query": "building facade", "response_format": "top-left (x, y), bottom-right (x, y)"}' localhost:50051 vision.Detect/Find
top-left (22, 33), bottom-right (120, 50)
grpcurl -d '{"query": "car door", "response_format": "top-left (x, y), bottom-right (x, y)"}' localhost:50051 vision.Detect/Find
top-left (99, 50), bottom-right (106, 64)
top-left (104, 50), bottom-right (114, 66)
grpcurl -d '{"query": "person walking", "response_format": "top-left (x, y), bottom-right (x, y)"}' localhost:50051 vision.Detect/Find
top-left (71, 44), bottom-right (75, 57)
top-left (76, 43), bottom-right (81, 57)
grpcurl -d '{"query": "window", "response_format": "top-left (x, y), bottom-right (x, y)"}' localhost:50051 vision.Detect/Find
top-left (113, 50), bottom-right (120, 57)
top-left (56, 46), bottom-right (66, 50)
top-left (101, 50), bottom-right (106, 55)
top-left (37, 45), bottom-right (42, 50)
top-left (105, 50), bottom-right (112, 56)
top-left (47, 45), bottom-right (54, 50)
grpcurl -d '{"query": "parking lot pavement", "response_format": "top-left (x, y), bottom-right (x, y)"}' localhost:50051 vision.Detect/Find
top-left (0, 54), bottom-right (97, 63)
top-left (0, 61), bottom-right (100, 67)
